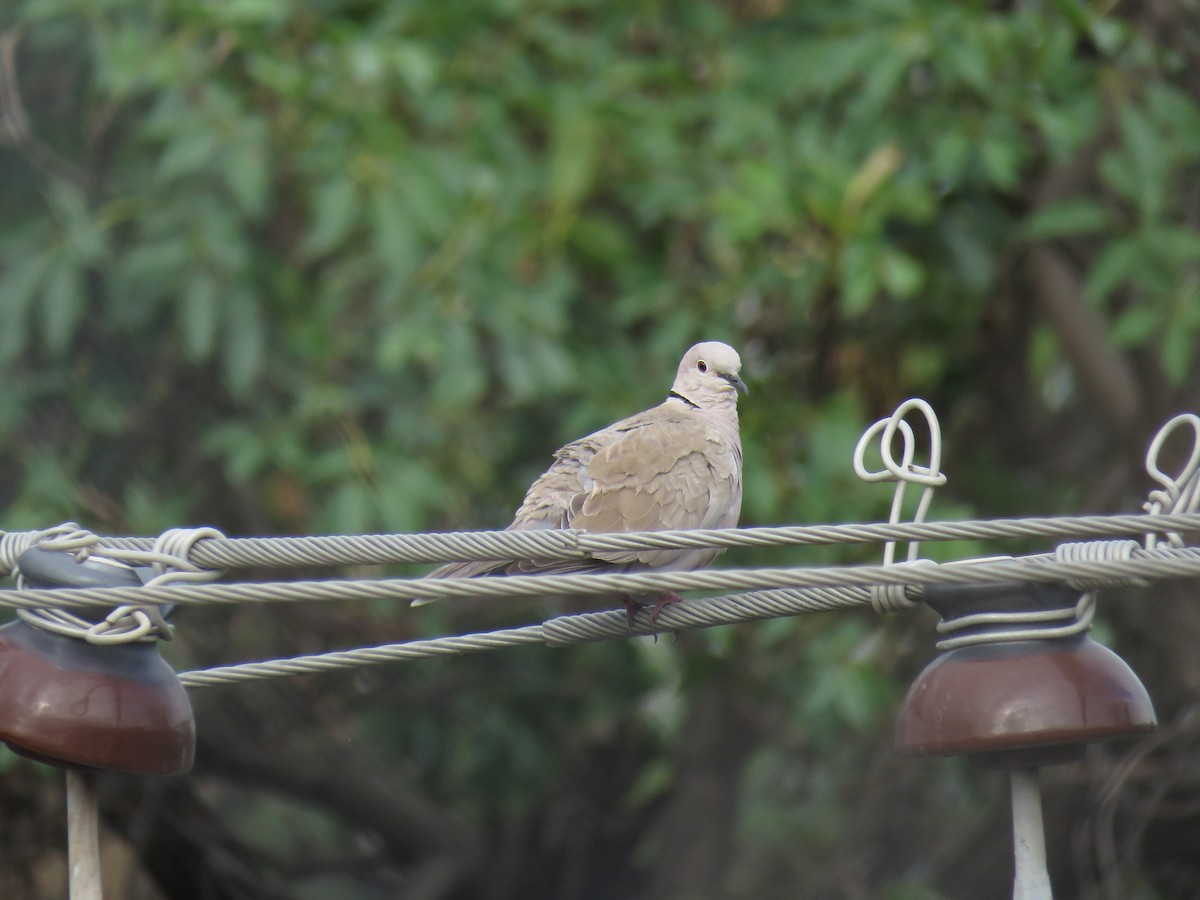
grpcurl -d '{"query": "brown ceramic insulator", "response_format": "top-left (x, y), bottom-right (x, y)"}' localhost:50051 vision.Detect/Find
top-left (895, 583), bottom-right (1156, 768)
top-left (0, 548), bottom-right (194, 774)
top-left (0, 620), bottom-right (195, 774)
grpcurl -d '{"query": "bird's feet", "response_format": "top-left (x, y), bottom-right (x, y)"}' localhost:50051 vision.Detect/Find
top-left (620, 592), bottom-right (684, 628)
top-left (621, 594), bottom-right (641, 628)
top-left (649, 591), bottom-right (683, 622)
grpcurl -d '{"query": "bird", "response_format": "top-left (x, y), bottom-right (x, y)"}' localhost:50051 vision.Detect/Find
top-left (419, 340), bottom-right (747, 623)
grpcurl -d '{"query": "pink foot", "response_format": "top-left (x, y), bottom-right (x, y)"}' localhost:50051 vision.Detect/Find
top-left (620, 592), bottom-right (684, 629)
top-left (649, 591), bottom-right (683, 623)
top-left (620, 594), bottom-right (641, 628)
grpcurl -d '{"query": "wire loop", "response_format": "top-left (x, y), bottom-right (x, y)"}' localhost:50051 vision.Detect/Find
top-left (5, 523), bottom-right (96, 586)
top-left (935, 591), bottom-right (1096, 651)
top-left (14, 526), bottom-right (227, 644)
top-left (1144, 413), bottom-right (1200, 550)
top-left (855, 398), bottom-right (946, 609)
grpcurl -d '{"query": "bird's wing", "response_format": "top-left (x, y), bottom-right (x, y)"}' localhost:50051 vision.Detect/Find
top-left (507, 406), bottom-right (741, 574)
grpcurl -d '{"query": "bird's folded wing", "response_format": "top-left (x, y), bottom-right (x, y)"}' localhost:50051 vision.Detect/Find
top-left (561, 419), bottom-right (740, 569)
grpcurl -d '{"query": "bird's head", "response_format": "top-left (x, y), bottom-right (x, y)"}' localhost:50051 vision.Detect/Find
top-left (671, 341), bottom-right (748, 408)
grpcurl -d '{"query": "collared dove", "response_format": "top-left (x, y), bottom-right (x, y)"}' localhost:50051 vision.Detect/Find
top-left (419, 341), bottom-right (747, 621)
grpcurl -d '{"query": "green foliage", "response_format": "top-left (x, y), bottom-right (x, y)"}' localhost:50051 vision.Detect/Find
top-left (6, 0), bottom-right (1195, 536)
top-left (366, 641), bottom-right (660, 819)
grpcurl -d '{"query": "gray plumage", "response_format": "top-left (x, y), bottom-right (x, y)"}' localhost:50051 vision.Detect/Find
top-left (417, 341), bottom-right (746, 600)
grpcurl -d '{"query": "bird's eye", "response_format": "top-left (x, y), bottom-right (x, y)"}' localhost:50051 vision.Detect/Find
top-left (697, 360), bottom-right (708, 373)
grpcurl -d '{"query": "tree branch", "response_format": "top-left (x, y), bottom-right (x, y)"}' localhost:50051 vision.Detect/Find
top-left (1027, 244), bottom-right (1142, 434)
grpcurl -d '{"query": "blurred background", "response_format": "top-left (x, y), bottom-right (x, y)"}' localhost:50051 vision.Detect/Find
top-left (2, 0), bottom-right (1200, 897)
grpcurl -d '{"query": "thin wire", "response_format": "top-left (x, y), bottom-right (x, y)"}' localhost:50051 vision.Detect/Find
top-left (177, 584), bottom-right (875, 688)
top-left (178, 625), bottom-right (548, 687)
top-left (5, 512), bottom-right (1200, 577)
top-left (3, 542), bottom-right (1200, 615)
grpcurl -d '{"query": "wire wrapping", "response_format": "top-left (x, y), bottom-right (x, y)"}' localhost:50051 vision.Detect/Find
top-left (11, 526), bottom-right (227, 645)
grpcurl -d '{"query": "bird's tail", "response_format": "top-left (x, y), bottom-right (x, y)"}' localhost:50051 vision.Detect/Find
top-left (410, 558), bottom-right (509, 606)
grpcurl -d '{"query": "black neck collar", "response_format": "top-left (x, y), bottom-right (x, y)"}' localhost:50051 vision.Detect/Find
top-left (668, 391), bottom-right (700, 409)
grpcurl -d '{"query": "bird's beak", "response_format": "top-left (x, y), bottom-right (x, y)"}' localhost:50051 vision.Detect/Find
top-left (724, 373), bottom-right (749, 395)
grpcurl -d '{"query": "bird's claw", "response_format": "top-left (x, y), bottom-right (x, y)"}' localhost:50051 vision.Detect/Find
top-left (649, 591), bottom-right (683, 622)
top-left (621, 592), bottom-right (684, 632)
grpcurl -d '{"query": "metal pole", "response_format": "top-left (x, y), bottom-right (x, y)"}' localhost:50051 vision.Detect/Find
top-left (66, 769), bottom-right (103, 900)
top-left (1011, 767), bottom-right (1052, 900)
